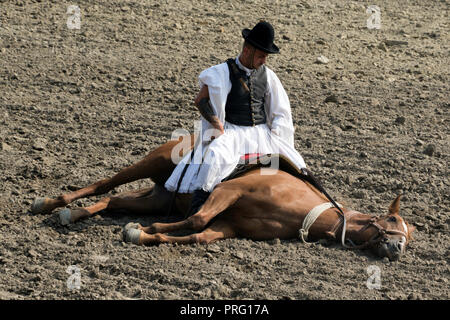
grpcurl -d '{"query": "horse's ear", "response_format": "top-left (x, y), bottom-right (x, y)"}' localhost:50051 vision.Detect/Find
top-left (388, 194), bottom-right (402, 215)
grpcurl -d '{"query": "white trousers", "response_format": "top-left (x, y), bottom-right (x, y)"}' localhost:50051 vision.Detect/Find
top-left (164, 122), bottom-right (307, 193)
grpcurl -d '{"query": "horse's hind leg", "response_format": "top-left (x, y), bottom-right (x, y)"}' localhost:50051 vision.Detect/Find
top-left (59, 184), bottom-right (172, 225)
top-left (31, 135), bottom-right (193, 215)
top-left (59, 187), bottom-right (153, 225)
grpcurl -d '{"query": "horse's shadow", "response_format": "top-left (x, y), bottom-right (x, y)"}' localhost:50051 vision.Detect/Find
top-left (36, 208), bottom-right (190, 237)
top-left (318, 241), bottom-right (383, 262)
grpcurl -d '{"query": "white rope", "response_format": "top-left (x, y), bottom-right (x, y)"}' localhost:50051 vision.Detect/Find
top-left (299, 202), bottom-right (342, 243)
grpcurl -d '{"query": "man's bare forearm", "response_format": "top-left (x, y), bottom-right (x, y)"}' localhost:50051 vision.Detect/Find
top-left (196, 98), bottom-right (224, 133)
top-left (196, 97), bottom-right (216, 124)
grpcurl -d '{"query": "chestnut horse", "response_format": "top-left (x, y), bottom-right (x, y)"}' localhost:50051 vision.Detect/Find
top-left (31, 135), bottom-right (415, 260)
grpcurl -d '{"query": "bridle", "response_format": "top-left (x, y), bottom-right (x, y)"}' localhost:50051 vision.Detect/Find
top-left (299, 168), bottom-right (408, 250)
top-left (339, 212), bottom-right (409, 250)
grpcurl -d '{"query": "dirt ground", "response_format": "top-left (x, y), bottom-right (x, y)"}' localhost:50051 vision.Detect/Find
top-left (0, 0), bottom-right (448, 300)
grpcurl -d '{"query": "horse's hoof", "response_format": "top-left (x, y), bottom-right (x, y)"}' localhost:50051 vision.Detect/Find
top-left (59, 208), bottom-right (72, 226)
top-left (31, 197), bottom-right (51, 214)
top-left (124, 222), bottom-right (142, 231)
top-left (124, 228), bottom-right (142, 245)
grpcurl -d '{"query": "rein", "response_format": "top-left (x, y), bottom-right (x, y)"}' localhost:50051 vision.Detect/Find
top-left (166, 136), bottom-right (213, 218)
top-left (166, 136), bottom-right (201, 218)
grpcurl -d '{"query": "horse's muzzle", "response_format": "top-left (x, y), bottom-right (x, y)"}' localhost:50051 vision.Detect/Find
top-left (374, 238), bottom-right (406, 261)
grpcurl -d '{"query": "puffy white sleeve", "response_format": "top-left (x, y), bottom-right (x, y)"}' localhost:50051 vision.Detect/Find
top-left (265, 67), bottom-right (295, 148)
top-left (198, 63), bottom-right (231, 143)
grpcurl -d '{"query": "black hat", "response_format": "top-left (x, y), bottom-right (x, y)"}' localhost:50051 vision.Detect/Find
top-left (242, 21), bottom-right (280, 54)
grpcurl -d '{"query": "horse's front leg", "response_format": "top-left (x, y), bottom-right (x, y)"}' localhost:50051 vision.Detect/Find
top-left (136, 183), bottom-right (243, 235)
top-left (125, 220), bottom-right (236, 246)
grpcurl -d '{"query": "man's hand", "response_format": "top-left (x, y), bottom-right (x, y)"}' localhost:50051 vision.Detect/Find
top-left (209, 116), bottom-right (224, 139)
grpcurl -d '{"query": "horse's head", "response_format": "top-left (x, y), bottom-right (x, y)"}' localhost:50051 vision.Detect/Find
top-left (368, 195), bottom-right (415, 261)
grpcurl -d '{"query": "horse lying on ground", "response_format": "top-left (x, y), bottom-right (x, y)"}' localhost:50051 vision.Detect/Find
top-left (31, 135), bottom-right (415, 261)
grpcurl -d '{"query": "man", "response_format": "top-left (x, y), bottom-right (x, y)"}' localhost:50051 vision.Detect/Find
top-left (165, 21), bottom-right (307, 215)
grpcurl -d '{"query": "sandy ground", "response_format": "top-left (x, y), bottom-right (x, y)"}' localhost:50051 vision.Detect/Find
top-left (0, 0), bottom-right (449, 300)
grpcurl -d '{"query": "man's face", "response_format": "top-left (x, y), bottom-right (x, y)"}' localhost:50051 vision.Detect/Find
top-left (243, 46), bottom-right (268, 69)
top-left (252, 49), bottom-right (268, 69)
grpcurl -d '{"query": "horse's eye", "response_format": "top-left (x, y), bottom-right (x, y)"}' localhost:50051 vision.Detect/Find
top-left (388, 216), bottom-right (397, 223)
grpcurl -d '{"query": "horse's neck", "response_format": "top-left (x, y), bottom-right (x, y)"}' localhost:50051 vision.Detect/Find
top-left (341, 211), bottom-right (377, 244)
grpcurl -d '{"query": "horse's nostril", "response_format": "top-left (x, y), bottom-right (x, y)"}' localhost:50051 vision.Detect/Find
top-left (388, 241), bottom-right (403, 253)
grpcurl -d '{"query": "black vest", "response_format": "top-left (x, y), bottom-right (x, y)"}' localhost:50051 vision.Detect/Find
top-left (225, 58), bottom-right (267, 126)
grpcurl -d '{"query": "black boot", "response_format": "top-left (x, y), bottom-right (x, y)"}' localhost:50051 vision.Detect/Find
top-left (187, 189), bottom-right (211, 218)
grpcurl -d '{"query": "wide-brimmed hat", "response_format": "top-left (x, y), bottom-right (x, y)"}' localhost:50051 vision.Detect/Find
top-left (242, 21), bottom-right (280, 54)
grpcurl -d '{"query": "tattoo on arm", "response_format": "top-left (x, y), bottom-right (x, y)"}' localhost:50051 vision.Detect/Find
top-left (196, 97), bottom-right (216, 123)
